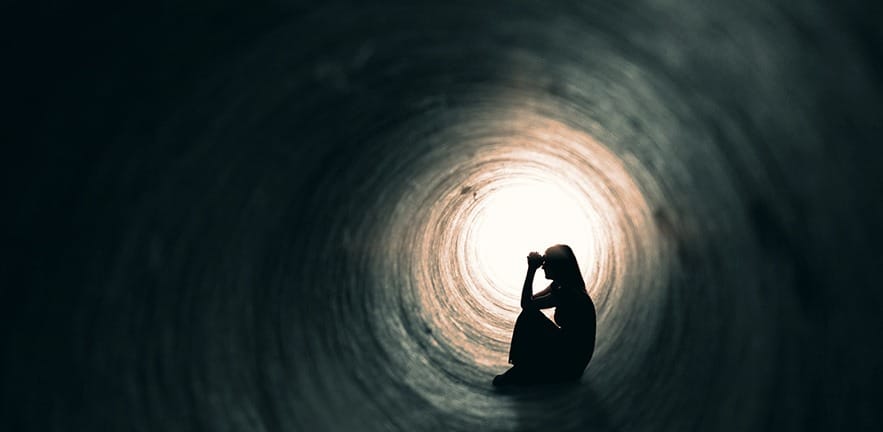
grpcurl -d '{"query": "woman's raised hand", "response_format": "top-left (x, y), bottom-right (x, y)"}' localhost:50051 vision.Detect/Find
top-left (526, 251), bottom-right (544, 270)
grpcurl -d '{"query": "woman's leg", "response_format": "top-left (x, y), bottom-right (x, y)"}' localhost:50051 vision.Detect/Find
top-left (507, 308), bottom-right (560, 366)
top-left (494, 310), bottom-right (562, 386)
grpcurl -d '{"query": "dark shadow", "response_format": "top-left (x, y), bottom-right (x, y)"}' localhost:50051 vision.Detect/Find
top-left (497, 379), bottom-right (615, 431)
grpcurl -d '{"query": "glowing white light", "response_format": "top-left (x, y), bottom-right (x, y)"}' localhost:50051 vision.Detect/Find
top-left (392, 111), bottom-right (656, 371)
top-left (470, 180), bottom-right (592, 300)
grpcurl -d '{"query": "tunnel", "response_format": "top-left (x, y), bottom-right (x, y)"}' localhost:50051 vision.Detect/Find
top-left (4, 0), bottom-right (883, 430)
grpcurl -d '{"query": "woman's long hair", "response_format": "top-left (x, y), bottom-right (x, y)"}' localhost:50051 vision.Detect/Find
top-left (545, 244), bottom-right (586, 292)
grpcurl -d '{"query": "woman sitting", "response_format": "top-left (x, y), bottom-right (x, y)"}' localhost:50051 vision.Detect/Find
top-left (493, 244), bottom-right (596, 386)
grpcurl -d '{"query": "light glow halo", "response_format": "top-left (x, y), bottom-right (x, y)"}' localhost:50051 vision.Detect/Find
top-left (468, 178), bottom-right (595, 303)
top-left (380, 112), bottom-right (658, 376)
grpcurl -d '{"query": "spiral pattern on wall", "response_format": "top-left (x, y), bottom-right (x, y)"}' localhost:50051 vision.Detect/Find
top-left (5, 1), bottom-right (883, 431)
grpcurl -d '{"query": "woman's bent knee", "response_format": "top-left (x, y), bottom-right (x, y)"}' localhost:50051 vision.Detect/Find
top-left (516, 308), bottom-right (545, 322)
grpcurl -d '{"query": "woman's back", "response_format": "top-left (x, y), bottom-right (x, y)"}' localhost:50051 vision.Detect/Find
top-left (553, 288), bottom-right (595, 331)
top-left (553, 288), bottom-right (596, 366)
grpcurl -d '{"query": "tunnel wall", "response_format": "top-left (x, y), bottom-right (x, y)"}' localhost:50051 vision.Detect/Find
top-left (4, 1), bottom-right (883, 431)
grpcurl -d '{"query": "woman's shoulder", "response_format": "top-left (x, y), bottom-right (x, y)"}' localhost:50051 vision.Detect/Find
top-left (556, 283), bottom-right (586, 296)
top-left (558, 287), bottom-right (593, 306)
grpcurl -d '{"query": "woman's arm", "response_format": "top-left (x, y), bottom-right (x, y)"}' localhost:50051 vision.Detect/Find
top-left (521, 252), bottom-right (557, 310)
top-left (520, 267), bottom-right (538, 309)
top-left (532, 284), bottom-right (554, 299)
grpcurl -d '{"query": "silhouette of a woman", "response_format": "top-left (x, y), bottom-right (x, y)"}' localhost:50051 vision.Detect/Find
top-left (493, 244), bottom-right (596, 386)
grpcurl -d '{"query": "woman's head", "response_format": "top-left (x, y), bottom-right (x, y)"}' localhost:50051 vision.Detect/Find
top-left (541, 244), bottom-right (586, 291)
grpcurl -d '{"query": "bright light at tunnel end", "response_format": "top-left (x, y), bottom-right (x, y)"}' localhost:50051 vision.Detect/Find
top-left (398, 112), bottom-right (654, 370)
top-left (470, 180), bottom-right (595, 304)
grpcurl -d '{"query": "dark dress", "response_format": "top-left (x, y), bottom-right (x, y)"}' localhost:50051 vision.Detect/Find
top-left (506, 286), bottom-right (596, 383)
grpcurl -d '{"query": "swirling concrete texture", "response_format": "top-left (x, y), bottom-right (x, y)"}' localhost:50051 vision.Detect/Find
top-left (5, 0), bottom-right (883, 431)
